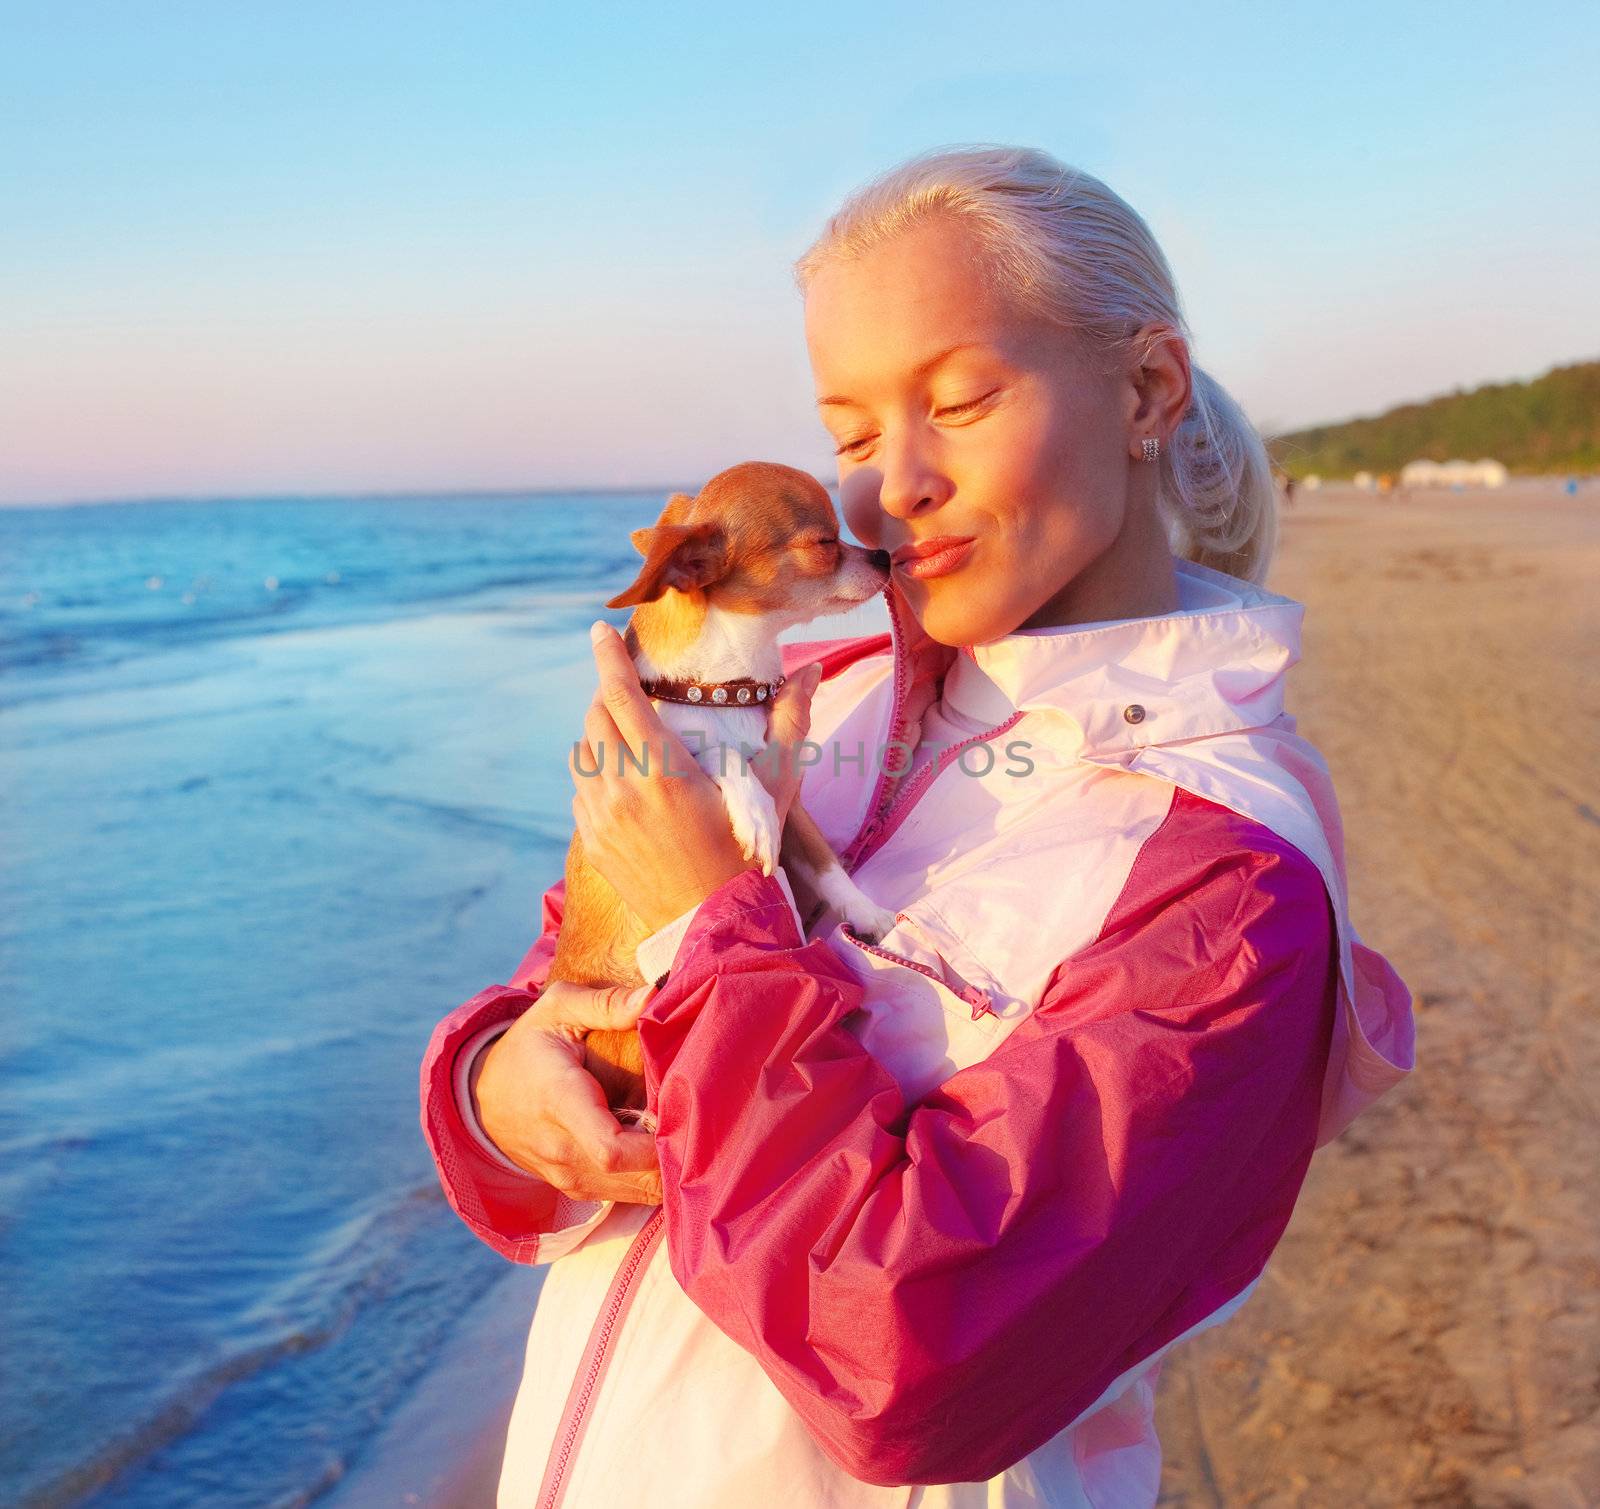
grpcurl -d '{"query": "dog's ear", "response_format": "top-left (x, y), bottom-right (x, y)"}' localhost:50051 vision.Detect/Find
top-left (607, 521), bottom-right (729, 608)
top-left (628, 492), bottom-right (696, 557)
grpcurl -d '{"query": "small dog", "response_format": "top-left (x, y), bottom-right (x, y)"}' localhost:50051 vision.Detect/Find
top-left (551, 462), bottom-right (896, 1110)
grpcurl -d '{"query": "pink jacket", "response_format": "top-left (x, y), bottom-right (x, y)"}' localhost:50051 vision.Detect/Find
top-left (420, 560), bottom-right (1416, 1507)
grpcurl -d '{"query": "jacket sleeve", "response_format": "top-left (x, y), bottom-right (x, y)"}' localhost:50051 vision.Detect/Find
top-left (635, 841), bottom-right (1339, 1487)
top-left (635, 864), bottom-right (808, 986)
top-left (419, 877), bottom-right (611, 1265)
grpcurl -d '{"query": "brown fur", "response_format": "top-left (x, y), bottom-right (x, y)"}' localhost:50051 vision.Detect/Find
top-left (625, 594), bottom-right (706, 665)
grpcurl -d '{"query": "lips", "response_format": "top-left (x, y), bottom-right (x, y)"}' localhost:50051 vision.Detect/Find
top-left (891, 536), bottom-right (977, 580)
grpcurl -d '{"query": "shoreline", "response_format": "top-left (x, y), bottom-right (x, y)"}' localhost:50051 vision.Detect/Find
top-left (321, 1264), bottom-right (543, 1508)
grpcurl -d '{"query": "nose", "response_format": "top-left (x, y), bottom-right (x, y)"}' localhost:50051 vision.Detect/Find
top-left (876, 430), bottom-right (952, 522)
top-left (868, 548), bottom-right (892, 571)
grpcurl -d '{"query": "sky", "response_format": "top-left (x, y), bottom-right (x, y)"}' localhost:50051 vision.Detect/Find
top-left (2, 0), bottom-right (1597, 505)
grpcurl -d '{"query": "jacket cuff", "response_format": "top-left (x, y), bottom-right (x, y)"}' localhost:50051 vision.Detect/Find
top-left (649, 866), bottom-right (807, 984)
top-left (634, 902), bottom-right (700, 987)
top-left (420, 984), bottom-right (607, 1263)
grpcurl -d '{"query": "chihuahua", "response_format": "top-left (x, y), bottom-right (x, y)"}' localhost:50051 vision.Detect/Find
top-left (550, 462), bottom-right (896, 1110)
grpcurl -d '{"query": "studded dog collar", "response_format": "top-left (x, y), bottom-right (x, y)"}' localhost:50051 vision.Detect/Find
top-left (639, 674), bottom-right (786, 708)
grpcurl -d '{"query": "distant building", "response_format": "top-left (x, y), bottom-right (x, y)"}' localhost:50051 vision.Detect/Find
top-left (1399, 458), bottom-right (1509, 488)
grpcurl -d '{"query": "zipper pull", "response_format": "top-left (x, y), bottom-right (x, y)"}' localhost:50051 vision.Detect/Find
top-left (849, 817), bottom-right (881, 861)
top-left (958, 983), bottom-right (996, 1021)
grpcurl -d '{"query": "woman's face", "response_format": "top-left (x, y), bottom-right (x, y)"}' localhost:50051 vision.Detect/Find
top-left (804, 214), bottom-right (1172, 645)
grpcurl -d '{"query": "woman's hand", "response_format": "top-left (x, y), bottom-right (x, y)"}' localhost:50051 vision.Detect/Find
top-left (568, 621), bottom-right (824, 931)
top-left (470, 978), bottom-right (662, 1204)
top-left (755, 659), bottom-right (827, 828)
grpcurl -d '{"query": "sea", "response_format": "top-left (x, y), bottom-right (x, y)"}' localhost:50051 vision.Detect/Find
top-left (0, 492), bottom-right (885, 1508)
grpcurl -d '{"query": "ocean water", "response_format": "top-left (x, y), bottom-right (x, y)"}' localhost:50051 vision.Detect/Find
top-left (1, 492), bottom-right (883, 1507)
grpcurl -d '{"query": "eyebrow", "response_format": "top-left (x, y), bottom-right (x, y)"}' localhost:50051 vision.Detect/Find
top-left (815, 342), bottom-right (987, 409)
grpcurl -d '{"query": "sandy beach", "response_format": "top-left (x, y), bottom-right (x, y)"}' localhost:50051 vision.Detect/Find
top-left (406, 479), bottom-right (1599, 1508)
top-left (1156, 479), bottom-right (1600, 1506)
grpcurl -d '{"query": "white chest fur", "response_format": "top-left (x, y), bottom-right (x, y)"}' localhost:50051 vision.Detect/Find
top-left (653, 699), bottom-right (780, 875)
top-left (629, 604), bottom-right (789, 877)
top-left (655, 701), bottom-right (770, 780)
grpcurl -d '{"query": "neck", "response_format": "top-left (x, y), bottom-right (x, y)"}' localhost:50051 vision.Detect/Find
top-left (627, 598), bottom-right (787, 685)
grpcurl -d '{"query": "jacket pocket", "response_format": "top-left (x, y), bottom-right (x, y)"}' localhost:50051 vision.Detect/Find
top-left (828, 904), bottom-right (1025, 1102)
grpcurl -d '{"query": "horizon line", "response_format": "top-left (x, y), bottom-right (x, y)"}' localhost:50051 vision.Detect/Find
top-left (0, 480), bottom-right (776, 511)
top-left (8, 353), bottom-right (1595, 510)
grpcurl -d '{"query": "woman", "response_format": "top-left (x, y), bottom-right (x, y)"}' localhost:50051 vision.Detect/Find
top-left (420, 146), bottom-right (1415, 1507)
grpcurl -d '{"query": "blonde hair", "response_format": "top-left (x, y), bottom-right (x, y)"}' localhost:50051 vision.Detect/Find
top-left (795, 146), bottom-right (1277, 584)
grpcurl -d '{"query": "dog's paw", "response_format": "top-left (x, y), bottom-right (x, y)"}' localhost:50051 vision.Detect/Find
top-left (841, 897), bottom-right (899, 943)
top-left (816, 874), bottom-right (897, 942)
top-left (720, 776), bottom-right (781, 876)
top-left (812, 865), bottom-right (897, 941)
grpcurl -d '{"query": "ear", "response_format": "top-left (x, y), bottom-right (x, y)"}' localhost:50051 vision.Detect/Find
top-left (607, 521), bottom-right (729, 608)
top-left (628, 492), bottom-right (696, 557)
top-left (1126, 323), bottom-right (1192, 449)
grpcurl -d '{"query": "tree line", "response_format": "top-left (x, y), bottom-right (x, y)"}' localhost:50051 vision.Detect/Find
top-left (1269, 359), bottom-right (1599, 479)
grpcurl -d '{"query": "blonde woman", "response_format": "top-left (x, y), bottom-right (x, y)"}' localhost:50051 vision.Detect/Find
top-left (421, 146), bottom-right (1415, 1507)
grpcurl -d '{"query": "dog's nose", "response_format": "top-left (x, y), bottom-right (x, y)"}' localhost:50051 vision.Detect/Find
top-left (869, 549), bottom-right (892, 571)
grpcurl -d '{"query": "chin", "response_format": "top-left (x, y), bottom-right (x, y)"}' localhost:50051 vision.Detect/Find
top-left (911, 597), bottom-right (1001, 648)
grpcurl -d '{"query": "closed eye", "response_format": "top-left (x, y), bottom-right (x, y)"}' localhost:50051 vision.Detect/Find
top-left (936, 389), bottom-right (999, 419)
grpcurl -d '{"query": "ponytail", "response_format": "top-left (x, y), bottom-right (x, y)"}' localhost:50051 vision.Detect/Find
top-left (1162, 364), bottom-right (1278, 584)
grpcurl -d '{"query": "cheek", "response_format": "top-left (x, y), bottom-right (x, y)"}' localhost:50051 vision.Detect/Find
top-left (995, 393), bottom-right (1120, 544)
top-left (839, 472), bottom-right (883, 547)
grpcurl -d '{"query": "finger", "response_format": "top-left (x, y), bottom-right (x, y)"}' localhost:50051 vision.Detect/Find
top-left (767, 662), bottom-right (822, 746)
top-left (568, 732), bottom-right (603, 785)
top-left (568, 1125), bottom-right (662, 1205)
top-left (582, 694), bottom-right (624, 780)
top-left (589, 621), bottom-right (697, 771)
top-left (757, 663), bottom-right (822, 799)
top-left (542, 979), bottom-right (656, 1033)
top-left (544, 1057), bottom-right (662, 1199)
top-left (579, 1160), bottom-right (663, 1207)
top-left (601, 1127), bottom-right (661, 1178)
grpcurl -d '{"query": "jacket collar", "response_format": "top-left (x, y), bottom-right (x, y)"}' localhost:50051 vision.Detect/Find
top-left (888, 559), bottom-right (1305, 760)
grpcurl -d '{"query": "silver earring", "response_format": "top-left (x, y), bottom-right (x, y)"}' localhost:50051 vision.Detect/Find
top-left (1141, 437), bottom-right (1160, 463)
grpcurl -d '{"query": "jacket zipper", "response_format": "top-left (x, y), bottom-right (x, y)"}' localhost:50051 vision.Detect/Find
top-left (841, 918), bottom-right (998, 1020)
top-left (838, 586), bottom-right (916, 873)
top-left (837, 589), bottom-right (1026, 1021)
top-left (837, 710), bottom-right (1021, 1025)
top-left (842, 710), bottom-right (1024, 878)
top-left (536, 1208), bottom-right (664, 1509)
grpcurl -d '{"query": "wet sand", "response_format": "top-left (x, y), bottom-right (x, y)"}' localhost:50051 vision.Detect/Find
top-left (1156, 479), bottom-right (1600, 1506)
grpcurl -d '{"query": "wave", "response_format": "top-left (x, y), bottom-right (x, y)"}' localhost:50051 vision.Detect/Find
top-left (19, 1185), bottom-right (491, 1509)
